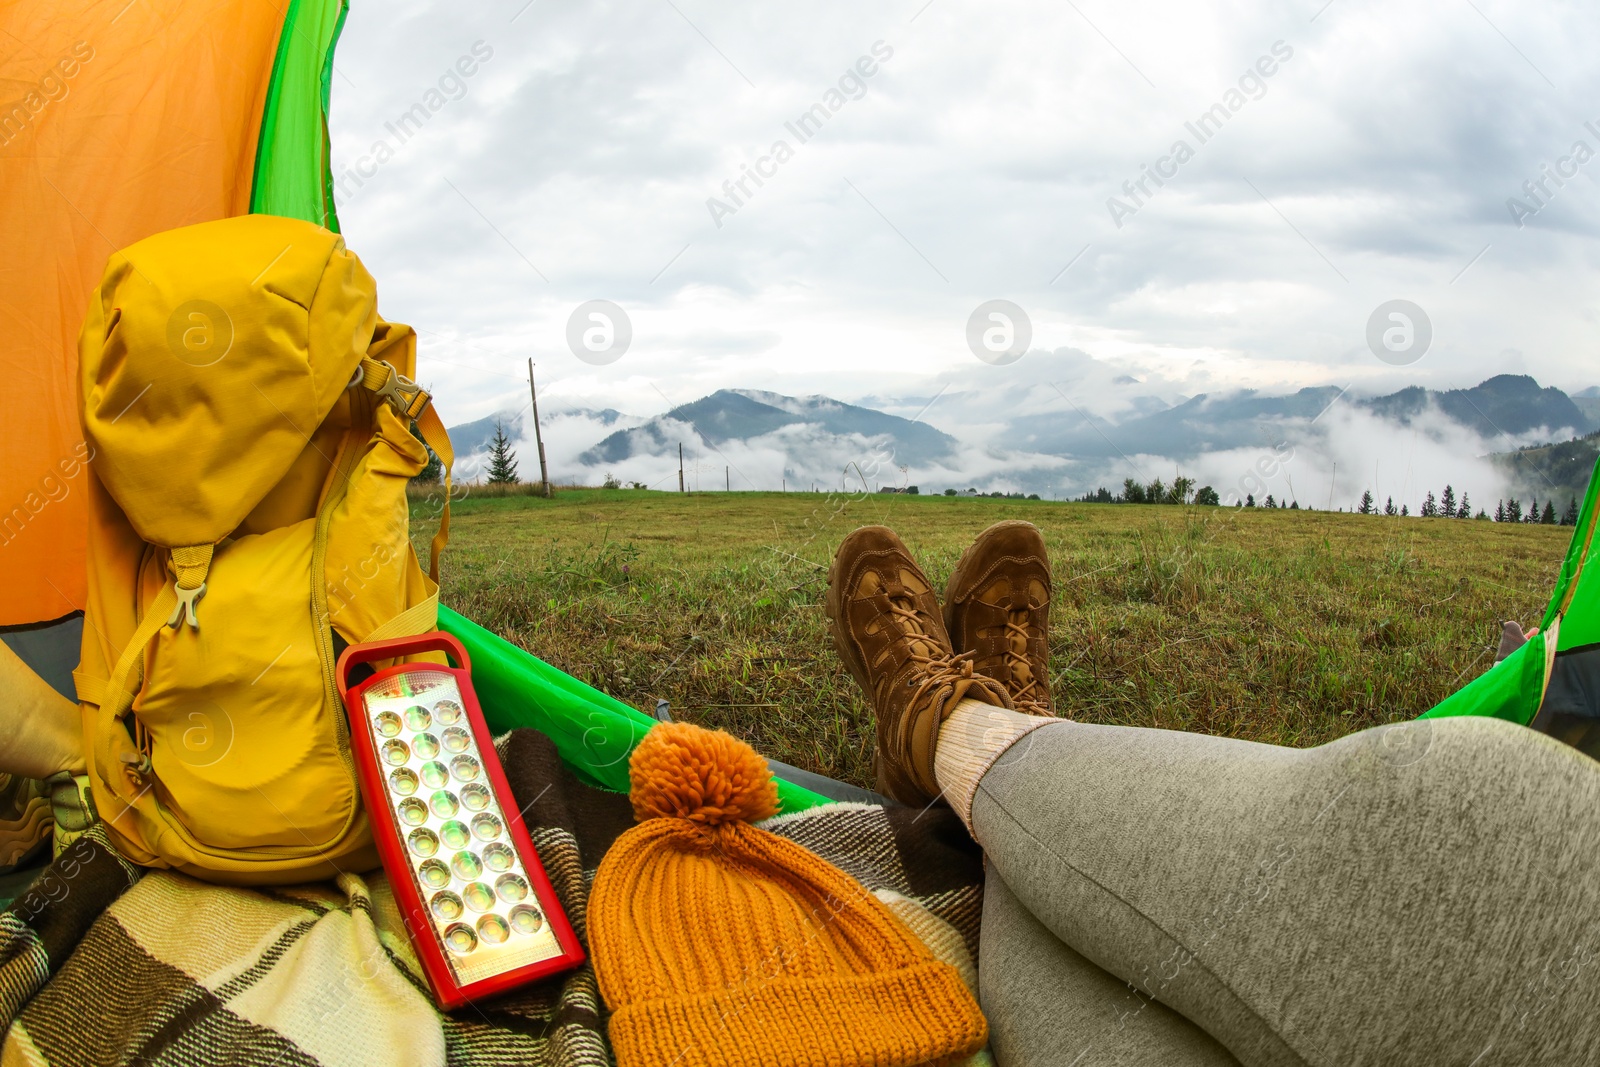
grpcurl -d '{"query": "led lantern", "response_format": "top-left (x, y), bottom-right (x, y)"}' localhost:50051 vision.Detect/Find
top-left (337, 632), bottom-right (585, 1009)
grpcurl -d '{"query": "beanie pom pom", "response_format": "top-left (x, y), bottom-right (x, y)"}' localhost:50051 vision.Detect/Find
top-left (628, 722), bottom-right (778, 826)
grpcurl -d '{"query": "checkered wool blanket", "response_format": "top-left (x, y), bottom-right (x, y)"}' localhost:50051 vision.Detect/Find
top-left (0, 729), bottom-right (984, 1066)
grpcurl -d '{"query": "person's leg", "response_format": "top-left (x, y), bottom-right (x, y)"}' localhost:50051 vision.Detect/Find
top-left (825, 523), bottom-right (1600, 1064)
top-left (825, 524), bottom-right (1242, 1064)
top-left (981, 862), bottom-right (1240, 1066)
top-left (0, 640), bottom-right (83, 780)
top-left (947, 703), bottom-right (1600, 1066)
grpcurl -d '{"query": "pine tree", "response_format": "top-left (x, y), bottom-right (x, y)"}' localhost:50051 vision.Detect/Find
top-left (1384, 496), bottom-right (1397, 516)
top-left (1358, 490), bottom-right (1374, 514)
top-left (1264, 494), bottom-right (1276, 508)
top-left (1422, 491), bottom-right (1437, 517)
top-left (1524, 498), bottom-right (1539, 524)
top-left (1541, 501), bottom-right (1557, 525)
top-left (1457, 493), bottom-right (1470, 519)
top-left (1495, 501), bottom-right (1506, 522)
top-left (1564, 497), bottom-right (1580, 526)
top-left (1441, 485), bottom-right (1456, 516)
top-left (1245, 493), bottom-right (1256, 507)
top-left (485, 420), bottom-right (519, 485)
top-left (1401, 503), bottom-right (1410, 516)
top-left (1507, 498), bottom-right (1522, 523)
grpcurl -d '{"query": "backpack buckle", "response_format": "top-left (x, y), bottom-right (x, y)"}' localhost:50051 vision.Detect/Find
top-left (369, 360), bottom-right (431, 421)
top-left (119, 750), bottom-right (153, 782)
top-left (166, 581), bottom-right (206, 630)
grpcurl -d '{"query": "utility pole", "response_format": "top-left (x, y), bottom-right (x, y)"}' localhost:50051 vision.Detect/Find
top-left (526, 358), bottom-right (551, 498)
top-left (725, 466), bottom-right (730, 492)
top-left (678, 443), bottom-right (685, 494)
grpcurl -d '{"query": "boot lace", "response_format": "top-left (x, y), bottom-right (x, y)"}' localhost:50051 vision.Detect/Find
top-left (1003, 608), bottom-right (1049, 711)
top-left (877, 595), bottom-right (982, 711)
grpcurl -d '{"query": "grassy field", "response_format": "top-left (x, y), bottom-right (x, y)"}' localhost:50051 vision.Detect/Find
top-left (412, 486), bottom-right (1571, 789)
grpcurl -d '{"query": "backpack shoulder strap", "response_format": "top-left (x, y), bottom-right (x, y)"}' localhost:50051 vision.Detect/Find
top-left (91, 579), bottom-right (176, 815)
top-left (354, 357), bottom-right (454, 582)
top-left (364, 591), bottom-right (441, 643)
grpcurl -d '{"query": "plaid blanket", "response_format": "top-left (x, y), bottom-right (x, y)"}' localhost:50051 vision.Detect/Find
top-left (0, 729), bottom-right (984, 1066)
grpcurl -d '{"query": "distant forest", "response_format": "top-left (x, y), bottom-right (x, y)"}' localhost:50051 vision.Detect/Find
top-left (1078, 478), bottom-right (1583, 526)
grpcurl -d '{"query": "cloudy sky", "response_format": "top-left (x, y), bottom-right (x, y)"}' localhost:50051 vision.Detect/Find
top-left (328, 0), bottom-right (1600, 494)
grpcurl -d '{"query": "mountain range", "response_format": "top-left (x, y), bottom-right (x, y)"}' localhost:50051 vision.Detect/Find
top-left (447, 406), bottom-right (630, 456)
top-left (1008, 375), bottom-right (1593, 460)
top-left (578, 390), bottom-right (958, 468)
top-left (1574, 385), bottom-right (1600, 427)
top-left (447, 375), bottom-right (1598, 500)
top-left (1493, 430), bottom-right (1600, 505)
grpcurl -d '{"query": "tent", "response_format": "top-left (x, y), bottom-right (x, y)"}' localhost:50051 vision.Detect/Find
top-left (1, 0), bottom-right (343, 629)
top-left (1421, 458), bottom-right (1600, 753)
top-left (2, 0), bottom-right (1595, 822)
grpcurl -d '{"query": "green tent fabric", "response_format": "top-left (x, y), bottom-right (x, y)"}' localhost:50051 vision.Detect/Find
top-left (1422, 454), bottom-right (1600, 755)
top-left (250, 0), bottom-right (349, 230)
top-left (438, 607), bottom-right (830, 812)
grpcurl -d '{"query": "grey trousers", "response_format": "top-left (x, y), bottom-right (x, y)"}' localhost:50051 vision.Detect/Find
top-left (972, 716), bottom-right (1600, 1066)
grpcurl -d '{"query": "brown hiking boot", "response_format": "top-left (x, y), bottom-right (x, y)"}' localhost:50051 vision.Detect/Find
top-left (945, 520), bottom-right (1056, 716)
top-left (826, 526), bottom-right (1012, 806)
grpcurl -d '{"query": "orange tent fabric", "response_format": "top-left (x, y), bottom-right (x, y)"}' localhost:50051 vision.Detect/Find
top-left (0, 0), bottom-right (285, 625)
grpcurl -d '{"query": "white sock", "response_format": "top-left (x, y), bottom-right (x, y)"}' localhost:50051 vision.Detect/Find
top-left (933, 699), bottom-right (1057, 834)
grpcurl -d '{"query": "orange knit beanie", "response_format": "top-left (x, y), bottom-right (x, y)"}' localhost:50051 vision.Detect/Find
top-left (589, 721), bottom-right (988, 1067)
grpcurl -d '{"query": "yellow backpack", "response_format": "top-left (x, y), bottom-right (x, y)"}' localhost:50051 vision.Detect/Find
top-left (73, 215), bottom-right (453, 885)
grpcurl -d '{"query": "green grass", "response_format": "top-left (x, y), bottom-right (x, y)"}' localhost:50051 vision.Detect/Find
top-left (411, 487), bottom-right (1571, 789)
